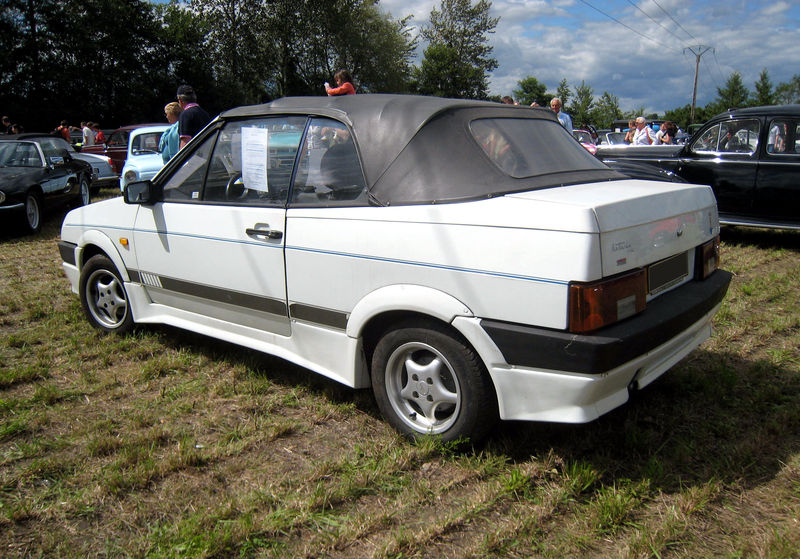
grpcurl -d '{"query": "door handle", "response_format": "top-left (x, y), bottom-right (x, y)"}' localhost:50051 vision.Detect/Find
top-left (246, 227), bottom-right (283, 240)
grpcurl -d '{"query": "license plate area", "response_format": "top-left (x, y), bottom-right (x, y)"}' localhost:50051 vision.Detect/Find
top-left (648, 252), bottom-right (689, 296)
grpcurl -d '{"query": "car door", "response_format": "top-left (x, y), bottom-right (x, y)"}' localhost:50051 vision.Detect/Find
top-left (754, 118), bottom-right (800, 223)
top-left (679, 118), bottom-right (760, 217)
top-left (104, 130), bottom-right (130, 173)
top-left (36, 137), bottom-right (81, 205)
top-left (131, 116), bottom-right (306, 337)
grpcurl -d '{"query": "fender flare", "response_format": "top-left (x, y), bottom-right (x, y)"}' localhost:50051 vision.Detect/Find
top-left (346, 284), bottom-right (474, 339)
top-left (76, 229), bottom-right (130, 282)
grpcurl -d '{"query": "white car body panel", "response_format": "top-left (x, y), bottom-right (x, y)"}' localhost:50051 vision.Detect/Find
top-left (61, 178), bottom-right (722, 414)
top-left (59, 97), bottom-right (730, 434)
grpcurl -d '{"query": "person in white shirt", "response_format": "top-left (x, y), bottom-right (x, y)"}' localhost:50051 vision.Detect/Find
top-left (549, 98), bottom-right (573, 130)
top-left (82, 121), bottom-right (96, 146)
top-left (632, 116), bottom-right (656, 145)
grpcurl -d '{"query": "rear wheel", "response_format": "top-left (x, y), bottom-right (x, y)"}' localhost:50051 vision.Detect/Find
top-left (371, 321), bottom-right (497, 443)
top-left (79, 254), bottom-right (134, 333)
top-left (75, 176), bottom-right (91, 207)
top-left (22, 190), bottom-right (42, 234)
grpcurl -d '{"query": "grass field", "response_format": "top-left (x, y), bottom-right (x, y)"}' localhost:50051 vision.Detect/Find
top-left (1, 199), bottom-right (799, 558)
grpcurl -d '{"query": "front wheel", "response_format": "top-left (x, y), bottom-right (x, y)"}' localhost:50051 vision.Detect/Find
top-left (371, 321), bottom-right (497, 443)
top-left (79, 254), bottom-right (134, 333)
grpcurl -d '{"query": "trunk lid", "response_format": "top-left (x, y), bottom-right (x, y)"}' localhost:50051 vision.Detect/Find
top-left (506, 179), bottom-right (720, 277)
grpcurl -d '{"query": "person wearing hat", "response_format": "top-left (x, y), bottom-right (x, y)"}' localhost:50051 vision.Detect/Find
top-left (176, 85), bottom-right (211, 149)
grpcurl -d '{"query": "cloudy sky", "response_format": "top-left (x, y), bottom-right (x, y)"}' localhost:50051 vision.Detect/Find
top-left (378, 0), bottom-right (800, 115)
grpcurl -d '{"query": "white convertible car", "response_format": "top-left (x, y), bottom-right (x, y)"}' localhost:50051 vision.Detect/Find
top-left (59, 95), bottom-right (731, 442)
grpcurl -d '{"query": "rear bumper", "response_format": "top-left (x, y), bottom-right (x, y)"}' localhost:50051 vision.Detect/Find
top-left (471, 270), bottom-right (731, 423)
top-left (481, 270), bottom-right (731, 375)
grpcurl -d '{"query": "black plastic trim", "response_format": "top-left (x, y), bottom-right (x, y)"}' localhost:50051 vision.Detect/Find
top-left (481, 270), bottom-right (732, 375)
top-left (58, 241), bottom-right (77, 266)
top-left (289, 303), bottom-right (348, 330)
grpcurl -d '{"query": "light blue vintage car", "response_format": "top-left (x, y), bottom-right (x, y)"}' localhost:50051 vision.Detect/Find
top-left (119, 125), bottom-right (168, 191)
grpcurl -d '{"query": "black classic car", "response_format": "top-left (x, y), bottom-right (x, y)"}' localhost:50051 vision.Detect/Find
top-left (596, 105), bottom-right (800, 230)
top-left (0, 134), bottom-right (93, 234)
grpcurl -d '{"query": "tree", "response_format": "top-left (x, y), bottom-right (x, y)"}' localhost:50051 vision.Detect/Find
top-left (775, 74), bottom-right (800, 104)
top-left (710, 71), bottom-right (749, 114)
top-left (570, 80), bottom-right (594, 128)
top-left (590, 92), bottom-right (622, 129)
top-left (415, 43), bottom-right (483, 98)
top-left (751, 69), bottom-right (776, 107)
top-left (555, 79), bottom-right (570, 108)
top-left (418, 0), bottom-right (499, 99)
top-left (513, 76), bottom-right (547, 106)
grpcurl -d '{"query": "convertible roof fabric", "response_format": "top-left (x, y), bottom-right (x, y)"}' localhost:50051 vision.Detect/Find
top-left (222, 94), bottom-right (622, 205)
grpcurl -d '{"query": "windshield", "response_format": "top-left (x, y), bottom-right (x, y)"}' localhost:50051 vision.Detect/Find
top-left (131, 132), bottom-right (164, 155)
top-left (0, 141), bottom-right (44, 167)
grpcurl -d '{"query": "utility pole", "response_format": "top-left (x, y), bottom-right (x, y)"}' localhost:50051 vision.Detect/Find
top-left (684, 45), bottom-right (714, 124)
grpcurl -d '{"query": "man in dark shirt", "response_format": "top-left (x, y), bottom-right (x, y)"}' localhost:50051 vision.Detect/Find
top-left (176, 85), bottom-right (211, 149)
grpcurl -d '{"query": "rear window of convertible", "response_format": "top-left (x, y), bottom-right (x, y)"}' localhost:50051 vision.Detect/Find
top-left (470, 118), bottom-right (609, 178)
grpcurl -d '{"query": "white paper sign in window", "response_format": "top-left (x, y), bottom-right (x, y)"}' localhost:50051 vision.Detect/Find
top-left (241, 127), bottom-right (269, 192)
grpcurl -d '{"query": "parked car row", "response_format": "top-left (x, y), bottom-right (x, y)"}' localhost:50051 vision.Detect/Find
top-left (596, 105), bottom-right (800, 230)
top-left (0, 134), bottom-right (93, 233)
top-left (59, 95), bottom-right (731, 442)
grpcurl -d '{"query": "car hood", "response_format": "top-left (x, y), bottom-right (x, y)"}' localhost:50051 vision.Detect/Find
top-left (0, 166), bottom-right (47, 191)
top-left (124, 153), bottom-right (164, 171)
top-left (61, 197), bottom-right (140, 243)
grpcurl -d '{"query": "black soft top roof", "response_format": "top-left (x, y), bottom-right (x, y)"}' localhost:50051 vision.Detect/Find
top-left (222, 94), bottom-right (621, 205)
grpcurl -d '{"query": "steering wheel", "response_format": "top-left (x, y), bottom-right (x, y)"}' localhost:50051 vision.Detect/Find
top-left (225, 172), bottom-right (248, 200)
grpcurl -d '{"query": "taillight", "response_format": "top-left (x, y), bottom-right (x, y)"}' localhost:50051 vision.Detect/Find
top-left (569, 270), bottom-right (646, 333)
top-left (697, 236), bottom-right (720, 280)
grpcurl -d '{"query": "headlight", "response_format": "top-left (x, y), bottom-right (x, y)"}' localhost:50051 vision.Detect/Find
top-left (0, 191), bottom-right (5, 203)
top-left (124, 170), bottom-right (138, 182)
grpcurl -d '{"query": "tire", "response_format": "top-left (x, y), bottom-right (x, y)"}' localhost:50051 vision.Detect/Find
top-left (371, 321), bottom-right (497, 443)
top-left (75, 176), bottom-right (91, 207)
top-left (79, 254), bottom-right (134, 333)
top-left (22, 190), bottom-right (42, 234)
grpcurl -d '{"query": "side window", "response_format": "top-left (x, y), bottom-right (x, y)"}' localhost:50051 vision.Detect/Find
top-left (291, 118), bottom-right (367, 205)
top-left (766, 120), bottom-right (796, 154)
top-left (203, 117), bottom-right (304, 206)
top-left (718, 119), bottom-right (759, 153)
top-left (691, 124), bottom-right (720, 153)
top-left (39, 138), bottom-right (64, 163)
top-left (162, 131), bottom-right (216, 201)
top-left (691, 119), bottom-right (759, 154)
top-left (107, 131), bottom-right (128, 147)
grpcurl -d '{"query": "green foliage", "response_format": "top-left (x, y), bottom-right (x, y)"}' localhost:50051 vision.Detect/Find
top-left (775, 74), bottom-right (800, 104)
top-left (708, 71), bottom-right (750, 114)
top-left (0, 0), bottom-right (416, 130)
top-left (418, 0), bottom-right (499, 99)
top-left (752, 69), bottom-right (777, 106)
top-left (556, 78), bottom-right (571, 108)
top-left (570, 80), bottom-right (594, 129)
top-left (590, 91), bottom-right (623, 129)
top-left (415, 43), bottom-right (484, 98)
top-left (513, 76), bottom-right (548, 107)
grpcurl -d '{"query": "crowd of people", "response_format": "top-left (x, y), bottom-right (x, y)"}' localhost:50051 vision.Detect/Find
top-left (500, 93), bottom-right (683, 145)
top-left (5, 73), bottom-right (682, 161)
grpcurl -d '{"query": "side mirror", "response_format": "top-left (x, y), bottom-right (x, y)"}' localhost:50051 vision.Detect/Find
top-left (124, 180), bottom-right (161, 205)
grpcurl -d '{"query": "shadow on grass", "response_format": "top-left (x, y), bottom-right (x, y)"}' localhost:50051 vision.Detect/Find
top-left (721, 225), bottom-right (800, 252)
top-left (491, 347), bottom-right (800, 492)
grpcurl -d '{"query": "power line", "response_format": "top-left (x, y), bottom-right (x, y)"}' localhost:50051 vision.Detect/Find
top-left (576, 0), bottom-right (681, 53)
top-left (649, 0), bottom-right (695, 41)
top-left (625, 0), bottom-right (679, 39)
